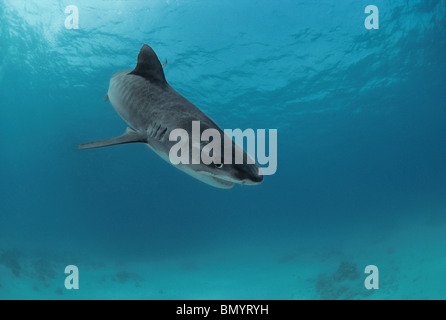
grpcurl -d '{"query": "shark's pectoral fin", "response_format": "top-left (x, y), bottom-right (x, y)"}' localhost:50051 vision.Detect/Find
top-left (78, 128), bottom-right (147, 150)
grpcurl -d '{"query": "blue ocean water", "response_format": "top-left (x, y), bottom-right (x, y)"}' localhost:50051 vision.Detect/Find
top-left (0, 0), bottom-right (445, 300)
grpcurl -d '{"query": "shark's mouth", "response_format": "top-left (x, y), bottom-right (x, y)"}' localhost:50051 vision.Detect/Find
top-left (193, 170), bottom-right (236, 189)
top-left (144, 143), bottom-right (236, 189)
top-left (201, 170), bottom-right (262, 186)
top-left (210, 176), bottom-right (235, 188)
top-left (175, 166), bottom-right (235, 189)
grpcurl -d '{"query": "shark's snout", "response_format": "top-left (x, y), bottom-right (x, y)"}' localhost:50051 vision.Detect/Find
top-left (249, 170), bottom-right (264, 184)
top-left (237, 164), bottom-right (263, 185)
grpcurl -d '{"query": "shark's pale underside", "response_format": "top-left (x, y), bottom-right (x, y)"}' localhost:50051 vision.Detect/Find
top-left (79, 44), bottom-right (263, 189)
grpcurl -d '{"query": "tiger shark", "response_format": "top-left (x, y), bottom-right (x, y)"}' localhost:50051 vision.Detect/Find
top-left (79, 44), bottom-right (263, 189)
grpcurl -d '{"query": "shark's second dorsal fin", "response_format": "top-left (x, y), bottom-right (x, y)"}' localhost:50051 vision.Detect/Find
top-left (129, 44), bottom-right (167, 84)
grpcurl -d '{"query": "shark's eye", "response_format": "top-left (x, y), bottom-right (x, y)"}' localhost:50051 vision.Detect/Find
top-left (214, 163), bottom-right (223, 169)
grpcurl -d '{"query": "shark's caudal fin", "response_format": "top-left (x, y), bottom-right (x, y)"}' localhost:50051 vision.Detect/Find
top-left (78, 128), bottom-right (147, 150)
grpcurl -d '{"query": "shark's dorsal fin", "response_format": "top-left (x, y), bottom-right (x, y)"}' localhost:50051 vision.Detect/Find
top-left (129, 44), bottom-right (166, 84)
